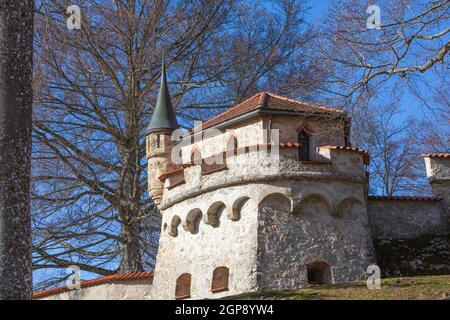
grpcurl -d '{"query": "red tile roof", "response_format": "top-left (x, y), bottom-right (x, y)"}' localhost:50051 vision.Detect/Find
top-left (422, 153), bottom-right (450, 158)
top-left (320, 145), bottom-right (370, 165)
top-left (368, 196), bottom-right (442, 202)
top-left (33, 272), bottom-right (154, 299)
top-left (194, 92), bottom-right (345, 131)
top-left (280, 142), bottom-right (301, 148)
top-left (158, 167), bottom-right (184, 181)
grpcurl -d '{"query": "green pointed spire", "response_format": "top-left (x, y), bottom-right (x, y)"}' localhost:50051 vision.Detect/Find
top-left (146, 58), bottom-right (179, 134)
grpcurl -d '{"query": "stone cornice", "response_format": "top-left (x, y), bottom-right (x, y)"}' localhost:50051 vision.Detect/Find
top-left (160, 171), bottom-right (366, 210)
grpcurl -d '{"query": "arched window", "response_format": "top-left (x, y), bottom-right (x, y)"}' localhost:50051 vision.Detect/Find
top-left (211, 267), bottom-right (229, 293)
top-left (175, 273), bottom-right (191, 299)
top-left (227, 136), bottom-right (238, 157)
top-left (298, 131), bottom-right (310, 161)
top-left (190, 147), bottom-right (202, 165)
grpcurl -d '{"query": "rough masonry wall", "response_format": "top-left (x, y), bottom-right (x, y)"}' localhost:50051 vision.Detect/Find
top-left (268, 115), bottom-right (346, 149)
top-left (179, 114), bottom-right (347, 165)
top-left (266, 115), bottom-right (347, 163)
top-left (374, 234), bottom-right (450, 277)
top-left (368, 199), bottom-right (449, 278)
top-left (155, 136), bottom-right (371, 297)
top-left (181, 118), bottom-right (264, 162)
top-left (368, 200), bottom-right (446, 239)
top-left (257, 180), bottom-right (376, 290)
top-left (150, 184), bottom-right (260, 300)
top-left (150, 116), bottom-right (374, 298)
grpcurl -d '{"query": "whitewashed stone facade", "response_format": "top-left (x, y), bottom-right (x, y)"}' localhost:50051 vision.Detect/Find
top-left (144, 99), bottom-right (378, 299)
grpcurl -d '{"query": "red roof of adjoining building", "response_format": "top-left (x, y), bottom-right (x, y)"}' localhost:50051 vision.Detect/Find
top-left (368, 196), bottom-right (442, 202)
top-left (194, 92), bottom-right (346, 131)
top-left (33, 272), bottom-right (154, 299)
top-left (422, 153), bottom-right (450, 158)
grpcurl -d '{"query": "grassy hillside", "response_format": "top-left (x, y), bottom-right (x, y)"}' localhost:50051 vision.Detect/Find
top-left (236, 275), bottom-right (450, 300)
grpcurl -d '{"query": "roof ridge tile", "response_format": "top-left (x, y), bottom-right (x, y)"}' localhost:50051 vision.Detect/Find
top-left (33, 272), bottom-right (154, 299)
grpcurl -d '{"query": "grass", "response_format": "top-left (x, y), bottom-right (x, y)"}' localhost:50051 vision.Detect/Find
top-left (235, 275), bottom-right (450, 300)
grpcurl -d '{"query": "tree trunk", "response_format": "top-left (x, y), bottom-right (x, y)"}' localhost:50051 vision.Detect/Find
top-left (119, 220), bottom-right (144, 273)
top-left (0, 0), bottom-right (34, 299)
top-left (118, 124), bottom-right (145, 273)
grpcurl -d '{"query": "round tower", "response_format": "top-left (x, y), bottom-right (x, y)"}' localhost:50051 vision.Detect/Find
top-left (146, 60), bottom-right (179, 207)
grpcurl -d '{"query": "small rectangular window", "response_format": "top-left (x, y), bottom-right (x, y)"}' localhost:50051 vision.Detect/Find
top-left (211, 267), bottom-right (229, 293)
top-left (175, 273), bottom-right (191, 299)
top-left (156, 135), bottom-right (161, 148)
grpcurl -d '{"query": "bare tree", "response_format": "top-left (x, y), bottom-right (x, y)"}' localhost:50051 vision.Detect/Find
top-left (353, 105), bottom-right (428, 195)
top-left (0, 0), bottom-right (34, 299)
top-left (313, 0), bottom-right (449, 103)
top-left (309, 0), bottom-right (449, 195)
top-left (32, 0), bottom-right (316, 289)
top-left (419, 87), bottom-right (450, 153)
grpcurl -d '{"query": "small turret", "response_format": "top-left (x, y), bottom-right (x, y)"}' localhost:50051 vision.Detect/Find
top-left (146, 59), bottom-right (179, 208)
top-left (423, 153), bottom-right (450, 225)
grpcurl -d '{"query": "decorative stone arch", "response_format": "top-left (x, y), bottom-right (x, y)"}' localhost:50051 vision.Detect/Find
top-left (204, 201), bottom-right (226, 227)
top-left (334, 197), bottom-right (364, 218)
top-left (228, 196), bottom-right (250, 221)
top-left (298, 131), bottom-right (311, 161)
top-left (296, 122), bottom-right (316, 161)
top-left (168, 215), bottom-right (181, 237)
top-left (258, 192), bottom-right (294, 214)
top-left (295, 121), bottom-right (316, 135)
top-left (183, 208), bottom-right (202, 234)
top-left (306, 261), bottom-right (332, 285)
top-left (211, 266), bottom-right (229, 293)
top-left (175, 273), bottom-right (191, 299)
top-left (190, 145), bottom-right (202, 165)
top-left (296, 193), bottom-right (333, 216)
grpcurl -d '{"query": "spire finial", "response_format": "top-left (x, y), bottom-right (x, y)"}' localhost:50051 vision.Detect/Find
top-left (146, 57), bottom-right (179, 134)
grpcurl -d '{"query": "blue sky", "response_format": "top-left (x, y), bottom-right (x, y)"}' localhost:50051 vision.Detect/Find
top-left (307, 0), bottom-right (446, 130)
top-left (307, 0), bottom-right (330, 21)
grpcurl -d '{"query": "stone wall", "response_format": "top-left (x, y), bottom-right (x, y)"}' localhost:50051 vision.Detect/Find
top-left (374, 234), bottom-right (450, 277)
top-left (368, 199), bottom-right (446, 239)
top-left (268, 115), bottom-right (347, 150)
top-left (257, 180), bottom-right (376, 290)
top-left (178, 114), bottom-right (347, 165)
top-left (150, 123), bottom-right (372, 298)
top-left (150, 184), bottom-right (261, 300)
top-left (424, 156), bottom-right (450, 181)
top-left (180, 118), bottom-right (264, 162)
top-left (38, 279), bottom-right (153, 300)
top-left (368, 197), bottom-right (449, 278)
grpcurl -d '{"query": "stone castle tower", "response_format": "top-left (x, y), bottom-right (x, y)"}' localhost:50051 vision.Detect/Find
top-left (145, 60), bottom-right (179, 207)
top-left (145, 64), bottom-right (381, 299)
top-left (140, 64), bottom-right (450, 301)
top-left (34, 63), bottom-right (449, 300)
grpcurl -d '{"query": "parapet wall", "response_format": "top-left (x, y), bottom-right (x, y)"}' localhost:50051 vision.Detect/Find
top-left (367, 197), bottom-right (446, 240)
top-left (34, 273), bottom-right (154, 300)
top-left (160, 145), bottom-right (369, 210)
